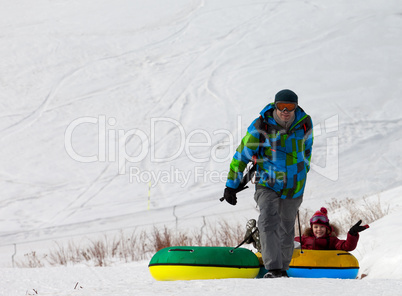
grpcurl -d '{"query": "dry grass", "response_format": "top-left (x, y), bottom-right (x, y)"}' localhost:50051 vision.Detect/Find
top-left (16, 251), bottom-right (45, 268)
top-left (16, 221), bottom-right (246, 267)
top-left (17, 196), bottom-right (389, 267)
top-left (204, 220), bottom-right (244, 247)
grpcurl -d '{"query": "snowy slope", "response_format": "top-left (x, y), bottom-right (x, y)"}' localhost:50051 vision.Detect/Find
top-left (1, 0), bottom-right (402, 293)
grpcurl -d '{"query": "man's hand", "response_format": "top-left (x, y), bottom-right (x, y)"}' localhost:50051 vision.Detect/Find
top-left (223, 187), bottom-right (238, 205)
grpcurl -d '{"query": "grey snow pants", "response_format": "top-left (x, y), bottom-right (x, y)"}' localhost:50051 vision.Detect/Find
top-left (254, 185), bottom-right (303, 271)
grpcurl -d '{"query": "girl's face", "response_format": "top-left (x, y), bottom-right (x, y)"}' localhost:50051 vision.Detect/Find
top-left (312, 224), bottom-right (327, 238)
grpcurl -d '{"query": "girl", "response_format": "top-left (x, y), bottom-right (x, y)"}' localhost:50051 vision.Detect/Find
top-left (295, 207), bottom-right (369, 251)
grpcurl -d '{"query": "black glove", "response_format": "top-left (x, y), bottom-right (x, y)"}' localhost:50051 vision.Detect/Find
top-left (349, 220), bottom-right (369, 236)
top-left (223, 187), bottom-right (238, 205)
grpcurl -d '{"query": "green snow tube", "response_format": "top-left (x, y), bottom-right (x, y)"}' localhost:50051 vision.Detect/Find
top-left (149, 246), bottom-right (260, 280)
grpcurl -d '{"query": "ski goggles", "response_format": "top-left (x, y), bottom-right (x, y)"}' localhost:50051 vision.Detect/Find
top-left (310, 215), bottom-right (329, 224)
top-left (275, 102), bottom-right (297, 112)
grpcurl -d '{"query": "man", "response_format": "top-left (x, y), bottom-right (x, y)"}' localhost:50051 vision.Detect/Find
top-left (223, 89), bottom-right (313, 278)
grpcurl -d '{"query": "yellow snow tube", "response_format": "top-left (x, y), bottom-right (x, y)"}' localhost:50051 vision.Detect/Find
top-left (256, 249), bottom-right (359, 279)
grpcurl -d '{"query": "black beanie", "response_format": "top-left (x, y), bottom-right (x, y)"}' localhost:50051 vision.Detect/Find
top-left (274, 89), bottom-right (298, 104)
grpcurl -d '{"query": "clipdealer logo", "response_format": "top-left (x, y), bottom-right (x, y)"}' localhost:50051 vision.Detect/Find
top-left (64, 115), bottom-right (242, 175)
top-left (310, 115), bottom-right (339, 181)
top-left (128, 166), bottom-right (228, 188)
top-left (64, 114), bottom-right (339, 186)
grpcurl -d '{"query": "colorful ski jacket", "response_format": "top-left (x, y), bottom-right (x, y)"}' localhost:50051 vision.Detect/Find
top-left (226, 103), bottom-right (313, 199)
top-left (294, 232), bottom-right (359, 251)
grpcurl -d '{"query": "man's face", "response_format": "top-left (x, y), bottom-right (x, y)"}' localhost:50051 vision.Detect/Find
top-left (276, 108), bottom-right (295, 122)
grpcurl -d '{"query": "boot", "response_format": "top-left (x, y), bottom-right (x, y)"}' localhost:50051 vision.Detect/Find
top-left (244, 219), bottom-right (257, 244)
top-left (263, 269), bottom-right (283, 278)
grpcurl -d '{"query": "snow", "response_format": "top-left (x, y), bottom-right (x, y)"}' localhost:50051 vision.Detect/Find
top-left (2, 263), bottom-right (402, 296)
top-left (1, 0), bottom-right (402, 294)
